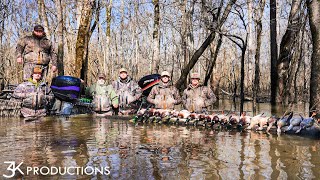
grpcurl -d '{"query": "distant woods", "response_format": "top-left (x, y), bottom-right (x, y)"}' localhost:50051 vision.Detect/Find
top-left (0, 0), bottom-right (319, 111)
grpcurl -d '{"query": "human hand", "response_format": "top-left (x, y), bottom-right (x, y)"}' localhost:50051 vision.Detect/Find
top-left (51, 65), bottom-right (57, 72)
top-left (17, 57), bottom-right (23, 64)
top-left (166, 97), bottom-right (176, 105)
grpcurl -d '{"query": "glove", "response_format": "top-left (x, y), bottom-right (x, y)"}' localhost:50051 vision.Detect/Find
top-left (154, 98), bottom-right (160, 106)
top-left (166, 97), bottom-right (176, 106)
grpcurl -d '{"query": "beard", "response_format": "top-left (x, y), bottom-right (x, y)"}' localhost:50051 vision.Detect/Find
top-left (97, 79), bottom-right (105, 85)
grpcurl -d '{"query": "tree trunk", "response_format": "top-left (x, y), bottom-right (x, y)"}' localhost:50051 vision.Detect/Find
top-left (253, 0), bottom-right (266, 113)
top-left (105, 0), bottom-right (112, 76)
top-left (134, 0), bottom-right (139, 79)
top-left (270, 0), bottom-right (278, 105)
top-left (37, 0), bottom-right (51, 39)
top-left (152, 0), bottom-right (160, 73)
top-left (204, 34), bottom-right (222, 86)
top-left (0, 4), bottom-right (5, 91)
top-left (240, 43), bottom-right (247, 115)
top-left (175, 0), bottom-right (237, 91)
top-left (55, 0), bottom-right (64, 75)
top-left (75, 0), bottom-right (94, 78)
top-left (119, 0), bottom-right (124, 67)
top-left (246, 0), bottom-right (254, 92)
top-left (181, 0), bottom-right (188, 72)
top-left (308, 0), bottom-right (320, 112)
top-left (81, 0), bottom-right (98, 83)
top-left (276, 0), bottom-right (302, 104)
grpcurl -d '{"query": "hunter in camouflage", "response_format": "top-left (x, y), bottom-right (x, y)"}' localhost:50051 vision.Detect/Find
top-left (182, 72), bottom-right (216, 113)
top-left (16, 25), bottom-right (57, 80)
top-left (147, 71), bottom-right (181, 109)
top-left (86, 73), bottom-right (119, 116)
top-left (112, 68), bottom-right (142, 115)
top-left (12, 67), bottom-right (53, 118)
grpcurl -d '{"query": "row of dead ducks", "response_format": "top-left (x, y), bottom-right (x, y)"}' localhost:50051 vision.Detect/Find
top-left (130, 108), bottom-right (320, 134)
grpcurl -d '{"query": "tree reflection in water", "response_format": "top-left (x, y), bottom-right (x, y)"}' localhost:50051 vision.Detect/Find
top-left (0, 114), bottom-right (319, 179)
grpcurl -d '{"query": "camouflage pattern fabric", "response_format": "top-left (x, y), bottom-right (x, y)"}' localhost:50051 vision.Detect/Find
top-left (182, 84), bottom-right (217, 113)
top-left (12, 79), bottom-right (52, 117)
top-left (147, 82), bottom-right (181, 110)
top-left (112, 77), bottom-right (142, 113)
top-left (87, 83), bottom-right (118, 113)
top-left (16, 33), bottom-right (57, 80)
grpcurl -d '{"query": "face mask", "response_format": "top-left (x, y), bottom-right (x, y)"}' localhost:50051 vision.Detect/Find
top-left (97, 79), bottom-right (105, 85)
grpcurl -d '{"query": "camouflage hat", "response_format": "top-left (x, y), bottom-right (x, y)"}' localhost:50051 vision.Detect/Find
top-left (161, 71), bottom-right (171, 77)
top-left (34, 25), bottom-right (44, 31)
top-left (98, 73), bottom-right (106, 79)
top-left (119, 68), bottom-right (127, 73)
top-left (190, 72), bottom-right (200, 79)
top-left (32, 67), bottom-right (42, 74)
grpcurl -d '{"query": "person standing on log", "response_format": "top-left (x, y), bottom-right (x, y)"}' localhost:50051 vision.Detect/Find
top-left (16, 25), bottom-right (57, 81)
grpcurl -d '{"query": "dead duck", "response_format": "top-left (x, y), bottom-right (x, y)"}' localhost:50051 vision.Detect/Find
top-left (276, 112), bottom-right (294, 133)
top-left (266, 116), bottom-right (279, 132)
top-left (176, 110), bottom-right (191, 124)
top-left (285, 114), bottom-right (303, 132)
top-left (295, 112), bottom-right (317, 134)
top-left (246, 113), bottom-right (266, 130)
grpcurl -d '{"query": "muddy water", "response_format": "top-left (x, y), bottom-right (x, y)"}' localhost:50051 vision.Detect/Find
top-left (0, 112), bottom-right (319, 179)
top-left (212, 99), bottom-right (310, 117)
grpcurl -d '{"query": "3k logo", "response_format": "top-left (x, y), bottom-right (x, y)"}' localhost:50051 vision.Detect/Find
top-left (3, 161), bottom-right (24, 178)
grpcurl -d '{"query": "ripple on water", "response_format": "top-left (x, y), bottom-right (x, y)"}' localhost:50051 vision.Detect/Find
top-left (1, 116), bottom-right (320, 179)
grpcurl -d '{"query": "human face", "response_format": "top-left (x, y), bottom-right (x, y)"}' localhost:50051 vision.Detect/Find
top-left (33, 30), bottom-right (44, 37)
top-left (32, 73), bottom-right (42, 81)
top-left (119, 72), bottom-right (128, 79)
top-left (97, 78), bottom-right (105, 85)
top-left (161, 76), bottom-right (170, 83)
top-left (191, 78), bottom-right (199, 86)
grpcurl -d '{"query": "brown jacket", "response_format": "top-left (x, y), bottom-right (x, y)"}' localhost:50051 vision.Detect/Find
top-left (16, 33), bottom-right (57, 66)
top-left (147, 82), bottom-right (181, 109)
top-left (182, 84), bottom-right (216, 112)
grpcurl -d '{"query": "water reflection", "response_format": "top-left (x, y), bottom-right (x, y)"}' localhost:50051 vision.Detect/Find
top-left (213, 99), bottom-right (310, 117)
top-left (0, 115), bottom-right (319, 179)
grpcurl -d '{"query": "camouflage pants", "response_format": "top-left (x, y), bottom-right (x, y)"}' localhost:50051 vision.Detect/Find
top-left (23, 63), bottom-right (48, 81)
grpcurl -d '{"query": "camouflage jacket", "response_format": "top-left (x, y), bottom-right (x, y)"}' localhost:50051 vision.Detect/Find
top-left (147, 81), bottom-right (181, 109)
top-left (112, 77), bottom-right (142, 107)
top-left (16, 33), bottom-right (57, 66)
top-left (86, 83), bottom-right (118, 112)
top-left (182, 84), bottom-right (216, 112)
top-left (13, 78), bottom-right (52, 110)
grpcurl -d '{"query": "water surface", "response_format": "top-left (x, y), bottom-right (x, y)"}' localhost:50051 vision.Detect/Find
top-left (0, 113), bottom-right (319, 179)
